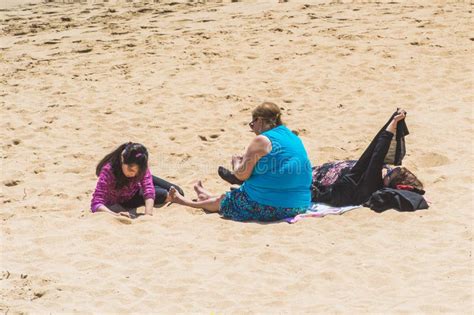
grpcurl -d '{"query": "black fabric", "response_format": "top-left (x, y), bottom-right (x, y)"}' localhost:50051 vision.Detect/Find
top-left (350, 110), bottom-right (408, 172)
top-left (347, 130), bottom-right (395, 204)
top-left (364, 188), bottom-right (429, 212)
top-left (218, 166), bottom-right (243, 185)
top-left (313, 130), bottom-right (394, 206)
top-left (313, 176), bottom-right (356, 207)
top-left (384, 112), bottom-right (409, 165)
top-left (120, 175), bottom-right (184, 208)
top-left (313, 110), bottom-right (410, 206)
top-left (394, 114), bottom-right (409, 166)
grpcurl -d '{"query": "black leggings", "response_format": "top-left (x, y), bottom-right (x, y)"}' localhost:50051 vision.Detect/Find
top-left (120, 176), bottom-right (184, 208)
top-left (344, 130), bottom-right (393, 204)
top-left (316, 112), bottom-right (398, 206)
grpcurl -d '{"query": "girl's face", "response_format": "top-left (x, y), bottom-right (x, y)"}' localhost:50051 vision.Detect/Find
top-left (122, 163), bottom-right (139, 178)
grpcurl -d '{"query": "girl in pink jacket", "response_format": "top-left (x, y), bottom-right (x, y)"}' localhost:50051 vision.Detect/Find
top-left (91, 142), bottom-right (184, 218)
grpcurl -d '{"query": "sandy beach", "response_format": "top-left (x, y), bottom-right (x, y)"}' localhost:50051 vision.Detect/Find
top-left (1, 0), bottom-right (473, 313)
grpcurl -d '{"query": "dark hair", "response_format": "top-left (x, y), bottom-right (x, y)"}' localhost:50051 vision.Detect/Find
top-left (252, 102), bottom-right (284, 128)
top-left (96, 142), bottom-right (149, 189)
top-left (387, 167), bottom-right (424, 190)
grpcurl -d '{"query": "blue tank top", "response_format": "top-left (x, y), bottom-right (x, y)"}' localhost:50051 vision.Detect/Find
top-left (242, 125), bottom-right (312, 208)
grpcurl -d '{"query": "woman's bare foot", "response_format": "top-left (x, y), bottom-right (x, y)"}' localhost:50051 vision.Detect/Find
top-left (168, 186), bottom-right (180, 203)
top-left (193, 180), bottom-right (211, 201)
top-left (170, 186), bottom-right (225, 212)
top-left (386, 109), bottom-right (406, 134)
top-left (169, 186), bottom-right (187, 205)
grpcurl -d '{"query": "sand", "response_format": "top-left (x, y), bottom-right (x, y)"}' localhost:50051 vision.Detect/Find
top-left (0, 0), bottom-right (42, 10)
top-left (1, 0), bottom-right (473, 313)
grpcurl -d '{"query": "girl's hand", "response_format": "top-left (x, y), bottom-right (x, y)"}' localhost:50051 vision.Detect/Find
top-left (118, 211), bottom-right (132, 218)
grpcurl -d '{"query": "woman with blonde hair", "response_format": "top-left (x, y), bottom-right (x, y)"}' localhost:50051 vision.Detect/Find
top-left (169, 102), bottom-right (313, 222)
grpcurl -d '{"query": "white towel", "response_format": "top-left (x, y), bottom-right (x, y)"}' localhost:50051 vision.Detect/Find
top-left (284, 203), bottom-right (361, 223)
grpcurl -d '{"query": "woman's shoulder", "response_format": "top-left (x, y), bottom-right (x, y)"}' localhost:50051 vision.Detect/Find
top-left (254, 134), bottom-right (272, 144)
top-left (251, 135), bottom-right (272, 154)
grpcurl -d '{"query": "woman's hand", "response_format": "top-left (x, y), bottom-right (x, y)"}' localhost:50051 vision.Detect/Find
top-left (231, 154), bottom-right (243, 170)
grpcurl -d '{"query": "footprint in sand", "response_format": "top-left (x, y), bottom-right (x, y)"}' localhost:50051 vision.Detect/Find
top-left (418, 152), bottom-right (450, 168)
top-left (3, 179), bottom-right (21, 187)
top-left (114, 216), bottom-right (132, 225)
top-left (44, 117), bottom-right (58, 124)
top-left (73, 46), bottom-right (93, 54)
top-left (198, 131), bottom-right (224, 142)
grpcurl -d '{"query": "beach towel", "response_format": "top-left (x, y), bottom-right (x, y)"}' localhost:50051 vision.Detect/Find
top-left (284, 203), bottom-right (361, 223)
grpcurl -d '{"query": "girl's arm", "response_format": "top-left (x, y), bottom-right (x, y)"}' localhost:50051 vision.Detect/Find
top-left (144, 198), bottom-right (154, 216)
top-left (141, 169), bottom-right (156, 215)
top-left (233, 135), bottom-right (272, 181)
top-left (91, 165), bottom-right (114, 213)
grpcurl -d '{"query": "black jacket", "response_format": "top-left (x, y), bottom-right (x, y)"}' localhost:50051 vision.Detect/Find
top-left (379, 111), bottom-right (409, 166)
top-left (364, 188), bottom-right (429, 212)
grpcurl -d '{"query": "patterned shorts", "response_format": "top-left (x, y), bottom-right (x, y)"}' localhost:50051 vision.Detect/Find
top-left (219, 187), bottom-right (308, 222)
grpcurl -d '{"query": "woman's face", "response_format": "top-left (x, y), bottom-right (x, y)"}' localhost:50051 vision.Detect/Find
top-left (122, 163), bottom-right (139, 178)
top-left (249, 116), bottom-right (262, 135)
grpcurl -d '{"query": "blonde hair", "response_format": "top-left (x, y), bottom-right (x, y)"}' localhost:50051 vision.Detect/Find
top-left (252, 102), bottom-right (283, 128)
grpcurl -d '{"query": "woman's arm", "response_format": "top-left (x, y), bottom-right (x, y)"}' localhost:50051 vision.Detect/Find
top-left (233, 135), bottom-right (272, 181)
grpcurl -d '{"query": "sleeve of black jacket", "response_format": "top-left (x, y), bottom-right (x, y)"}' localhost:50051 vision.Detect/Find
top-left (378, 111), bottom-right (409, 166)
top-left (364, 188), bottom-right (429, 212)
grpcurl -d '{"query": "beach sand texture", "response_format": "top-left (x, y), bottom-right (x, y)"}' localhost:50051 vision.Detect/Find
top-left (1, 0), bottom-right (473, 313)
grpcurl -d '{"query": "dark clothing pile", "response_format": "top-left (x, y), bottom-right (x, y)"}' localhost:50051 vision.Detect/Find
top-left (364, 188), bottom-right (429, 212)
